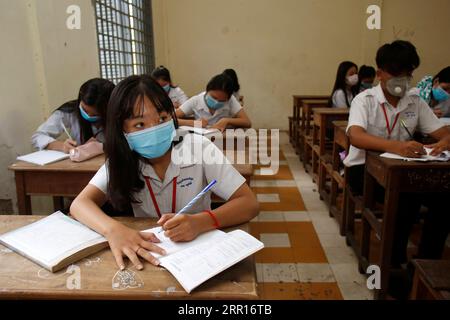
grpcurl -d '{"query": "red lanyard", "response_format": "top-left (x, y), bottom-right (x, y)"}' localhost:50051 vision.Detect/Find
top-left (143, 176), bottom-right (177, 218)
top-left (381, 103), bottom-right (399, 138)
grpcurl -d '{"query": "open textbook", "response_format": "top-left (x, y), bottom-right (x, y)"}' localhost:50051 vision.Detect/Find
top-left (0, 212), bottom-right (263, 293)
top-left (0, 211), bottom-right (108, 272)
top-left (380, 147), bottom-right (450, 162)
top-left (142, 226), bottom-right (264, 293)
top-left (17, 150), bottom-right (69, 166)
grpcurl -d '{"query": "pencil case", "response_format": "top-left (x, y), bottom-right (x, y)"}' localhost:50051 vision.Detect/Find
top-left (69, 141), bottom-right (104, 162)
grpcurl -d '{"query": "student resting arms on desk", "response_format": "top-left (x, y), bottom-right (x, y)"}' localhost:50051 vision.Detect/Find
top-left (344, 40), bottom-right (450, 297)
top-left (31, 78), bottom-right (115, 153)
top-left (175, 74), bottom-right (251, 132)
top-left (70, 75), bottom-right (259, 271)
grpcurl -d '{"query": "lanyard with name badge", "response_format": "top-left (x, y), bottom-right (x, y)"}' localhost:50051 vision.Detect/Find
top-left (143, 176), bottom-right (177, 218)
top-left (381, 103), bottom-right (400, 139)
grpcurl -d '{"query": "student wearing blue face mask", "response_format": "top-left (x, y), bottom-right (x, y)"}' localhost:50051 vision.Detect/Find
top-left (416, 67), bottom-right (450, 118)
top-left (70, 75), bottom-right (259, 271)
top-left (31, 78), bottom-right (115, 153)
top-left (175, 74), bottom-right (252, 132)
top-left (151, 66), bottom-right (188, 109)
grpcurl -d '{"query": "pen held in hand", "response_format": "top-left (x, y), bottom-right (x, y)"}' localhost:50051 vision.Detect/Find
top-left (157, 179), bottom-right (218, 233)
top-left (61, 122), bottom-right (74, 141)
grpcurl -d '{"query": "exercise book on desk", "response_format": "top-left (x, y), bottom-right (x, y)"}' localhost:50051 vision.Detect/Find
top-left (17, 150), bottom-right (69, 165)
top-left (380, 147), bottom-right (450, 162)
top-left (0, 211), bottom-right (108, 272)
top-left (142, 226), bottom-right (264, 293)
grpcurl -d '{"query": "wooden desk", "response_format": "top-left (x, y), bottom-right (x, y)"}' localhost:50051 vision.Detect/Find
top-left (361, 152), bottom-right (450, 299)
top-left (289, 95), bottom-right (329, 147)
top-left (329, 121), bottom-right (349, 236)
top-left (312, 108), bottom-right (349, 188)
top-left (411, 259), bottom-right (450, 300)
top-left (0, 216), bottom-right (258, 300)
top-left (300, 100), bottom-right (329, 171)
top-left (9, 155), bottom-right (253, 215)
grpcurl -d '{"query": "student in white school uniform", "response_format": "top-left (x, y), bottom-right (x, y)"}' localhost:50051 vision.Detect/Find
top-left (151, 66), bottom-right (188, 108)
top-left (329, 61), bottom-right (359, 108)
top-left (70, 75), bottom-right (259, 271)
top-left (175, 74), bottom-right (251, 132)
top-left (31, 78), bottom-right (115, 153)
top-left (344, 40), bottom-right (450, 298)
top-left (415, 66), bottom-right (450, 118)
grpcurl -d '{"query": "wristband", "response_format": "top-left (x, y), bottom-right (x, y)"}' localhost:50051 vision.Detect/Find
top-left (204, 210), bottom-right (220, 228)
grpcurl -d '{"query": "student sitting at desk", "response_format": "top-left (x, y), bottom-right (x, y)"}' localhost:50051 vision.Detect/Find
top-left (151, 65), bottom-right (188, 108)
top-left (329, 61), bottom-right (359, 108)
top-left (357, 65), bottom-right (376, 93)
top-left (344, 40), bottom-right (450, 298)
top-left (70, 75), bottom-right (259, 270)
top-left (416, 66), bottom-right (450, 118)
top-left (175, 74), bottom-right (251, 132)
top-left (31, 78), bottom-right (115, 153)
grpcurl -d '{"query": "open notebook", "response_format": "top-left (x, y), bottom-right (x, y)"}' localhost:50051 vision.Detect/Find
top-left (380, 147), bottom-right (450, 162)
top-left (179, 126), bottom-right (221, 137)
top-left (17, 150), bottom-right (69, 166)
top-left (142, 226), bottom-right (264, 293)
top-left (0, 211), bottom-right (108, 272)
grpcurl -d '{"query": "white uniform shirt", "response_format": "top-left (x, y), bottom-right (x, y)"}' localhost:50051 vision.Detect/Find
top-left (31, 110), bottom-right (105, 150)
top-left (344, 84), bottom-right (444, 167)
top-left (89, 133), bottom-right (246, 217)
top-left (332, 89), bottom-right (353, 108)
top-left (179, 92), bottom-right (243, 126)
top-left (168, 86), bottom-right (188, 106)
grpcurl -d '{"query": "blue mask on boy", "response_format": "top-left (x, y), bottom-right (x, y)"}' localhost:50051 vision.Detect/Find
top-left (163, 84), bottom-right (171, 93)
top-left (432, 87), bottom-right (450, 102)
top-left (205, 94), bottom-right (226, 110)
top-left (79, 104), bottom-right (100, 123)
top-left (124, 119), bottom-right (176, 159)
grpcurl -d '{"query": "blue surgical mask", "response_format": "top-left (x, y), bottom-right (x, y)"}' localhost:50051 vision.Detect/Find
top-left (360, 82), bottom-right (373, 90)
top-left (163, 84), bottom-right (171, 93)
top-left (124, 119), bottom-right (176, 159)
top-left (205, 94), bottom-right (226, 110)
top-left (79, 104), bottom-right (100, 123)
top-left (432, 86), bottom-right (450, 102)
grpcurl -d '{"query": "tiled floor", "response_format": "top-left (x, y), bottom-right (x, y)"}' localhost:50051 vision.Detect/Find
top-left (250, 131), bottom-right (374, 300)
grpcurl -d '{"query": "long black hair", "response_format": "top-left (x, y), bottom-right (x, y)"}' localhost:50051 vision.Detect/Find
top-left (223, 69), bottom-right (240, 93)
top-left (328, 61), bottom-right (358, 108)
top-left (104, 75), bottom-right (178, 211)
top-left (56, 78), bottom-right (115, 143)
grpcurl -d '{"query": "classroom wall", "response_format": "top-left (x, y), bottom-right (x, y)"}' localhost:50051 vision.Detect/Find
top-left (151, 0), bottom-right (450, 129)
top-left (0, 0), bottom-right (100, 214)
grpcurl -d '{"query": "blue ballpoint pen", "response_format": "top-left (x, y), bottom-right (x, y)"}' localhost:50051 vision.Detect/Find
top-left (157, 179), bottom-right (217, 233)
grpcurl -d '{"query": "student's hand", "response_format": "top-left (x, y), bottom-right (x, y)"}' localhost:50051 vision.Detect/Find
top-left (433, 108), bottom-right (443, 118)
top-left (86, 137), bottom-right (98, 144)
top-left (63, 139), bottom-right (77, 153)
top-left (211, 118), bottom-right (229, 132)
top-left (425, 136), bottom-right (450, 156)
top-left (104, 222), bottom-right (166, 270)
top-left (199, 118), bottom-right (209, 128)
top-left (158, 213), bottom-right (209, 242)
top-left (392, 140), bottom-right (426, 158)
top-left (173, 102), bottom-right (181, 108)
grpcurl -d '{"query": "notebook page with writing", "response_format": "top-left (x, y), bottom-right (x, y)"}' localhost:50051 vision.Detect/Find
top-left (159, 229), bottom-right (264, 293)
top-left (0, 211), bottom-right (106, 269)
top-left (17, 150), bottom-right (69, 165)
top-left (179, 126), bottom-right (220, 136)
top-left (380, 148), bottom-right (450, 162)
top-left (141, 227), bottom-right (227, 258)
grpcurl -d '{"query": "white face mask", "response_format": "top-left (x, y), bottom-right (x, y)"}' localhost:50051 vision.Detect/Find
top-left (346, 74), bottom-right (359, 86)
top-left (386, 76), bottom-right (411, 98)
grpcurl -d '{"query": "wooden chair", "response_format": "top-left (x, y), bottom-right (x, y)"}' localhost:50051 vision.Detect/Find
top-left (327, 121), bottom-right (349, 235)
